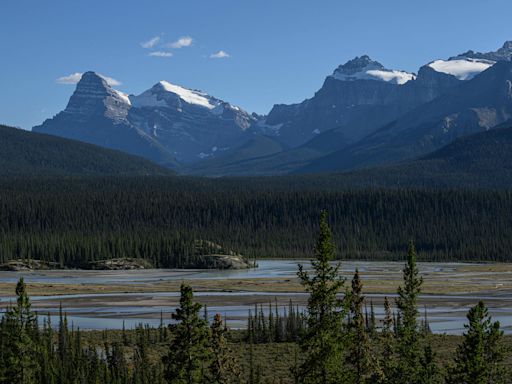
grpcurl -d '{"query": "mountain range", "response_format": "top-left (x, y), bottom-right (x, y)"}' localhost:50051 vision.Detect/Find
top-left (32, 41), bottom-right (512, 177)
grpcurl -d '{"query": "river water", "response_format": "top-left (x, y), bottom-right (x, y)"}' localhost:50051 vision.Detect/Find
top-left (0, 260), bottom-right (510, 335)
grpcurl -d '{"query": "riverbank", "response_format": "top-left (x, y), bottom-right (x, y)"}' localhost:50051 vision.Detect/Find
top-left (0, 260), bottom-right (510, 334)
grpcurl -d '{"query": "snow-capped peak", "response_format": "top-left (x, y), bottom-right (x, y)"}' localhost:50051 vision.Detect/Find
top-left (331, 55), bottom-right (416, 85)
top-left (130, 80), bottom-right (226, 110)
top-left (427, 57), bottom-right (495, 81)
top-left (157, 81), bottom-right (219, 109)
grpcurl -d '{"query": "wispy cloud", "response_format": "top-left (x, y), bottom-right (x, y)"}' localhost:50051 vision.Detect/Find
top-left (140, 36), bottom-right (160, 49)
top-left (210, 50), bottom-right (230, 59)
top-left (56, 72), bottom-right (122, 86)
top-left (167, 36), bottom-right (193, 49)
top-left (56, 72), bottom-right (83, 84)
top-left (148, 51), bottom-right (173, 57)
top-left (99, 74), bottom-right (122, 86)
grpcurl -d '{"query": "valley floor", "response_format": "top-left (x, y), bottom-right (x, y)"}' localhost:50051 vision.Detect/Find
top-left (0, 260), bottom-right (511, 334)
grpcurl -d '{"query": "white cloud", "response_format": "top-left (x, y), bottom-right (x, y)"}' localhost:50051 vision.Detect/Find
top-left (99, 74), bottom-right (122, 86)
top-left (167, 36), bottom-right (193, 49)
top-left (210, 50), bottom-right (230, 59)
top-left (140, 36), bottom-right (160, 49)
top-left (148, 51), bottom-right (173, 57)
top-left (56, 72), bottom-right (83, 84)
top-left (56, 72), bottom-right (122, 86)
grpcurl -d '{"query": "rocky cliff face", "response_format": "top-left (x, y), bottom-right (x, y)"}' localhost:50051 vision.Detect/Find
top-left (299, 61), bottom-right (512, 174)
top-left (129, 81), bottom-right (256, 163)
top-left (62, 71), bottom-right (131, 121)
top-left (263, 56), bottom-right (461, 147)
top-left (33, 72), bottom-right (177, 166)
top-left (33, 41), bottom-right (512, 176)
top-left (34, 74), bottom-right (257, 166)
top-left (452, 40), bottom-right (512, 62)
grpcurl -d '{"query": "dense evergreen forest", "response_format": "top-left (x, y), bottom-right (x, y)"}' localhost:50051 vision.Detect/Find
top-left (0, 215), bottom-right (508, 383)
top-left (0, 124), bottom-right (172, 176)
top-left (1, 176), bottom-right (512, 266)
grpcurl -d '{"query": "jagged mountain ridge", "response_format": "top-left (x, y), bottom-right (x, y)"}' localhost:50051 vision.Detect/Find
top-left (33, 41), bottom-right (512, 176)
top-left (128, 80), bottom-right (256, 163)
top-left (34, 72), bottom-right (257, 166)
top-left (190, 40), bottom-right (512, 176)
top-left (299, 60), bottom-right (512, 174)
top-left (188, 56), bottom-right (465, 175)
top-left (33, 72), bottom-right (178, 167)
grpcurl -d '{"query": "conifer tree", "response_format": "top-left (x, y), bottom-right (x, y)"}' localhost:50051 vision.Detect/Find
top-left (0, 277), bottom-right (39, 384)
top-left (394, 241), bottom-right (424, 383)
top-left (163, 284), bottom-right (211, 384)
top-left (379, 296), bottom-right (396, 384)
top-left (295, 211), bottom-right (346, 384)
top-left (345, 269), bottom-right (372, 384)
top-left (419, 345), bottom-right (442, 384)
top-left (207, 314), bottom-right (240, 384)
top-left (368, 300), bottom-right (377, 338)
top-left (447, 301), bottom-right (507, 384)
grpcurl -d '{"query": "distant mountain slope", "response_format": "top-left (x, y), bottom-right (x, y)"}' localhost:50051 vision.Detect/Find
top-left (0, 124), bottom-right (172, 176)
top-left (184, 135), bottom-right (289, 176)
top-left (300, 60), bottom-right (512, 174)
top-left (187, 129), bottom-right (349, 176)
top-left (318, 122), bottom-right (512, 188)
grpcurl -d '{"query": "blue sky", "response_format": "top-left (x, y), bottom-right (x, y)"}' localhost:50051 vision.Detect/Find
top-left (1, 0), bottom-right (510, 129)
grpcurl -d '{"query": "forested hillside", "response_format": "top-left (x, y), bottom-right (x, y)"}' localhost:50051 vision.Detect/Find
top-left (0, 124), bottom-right (172, 176)
top-left (1, 177), bottom-right (512, 266)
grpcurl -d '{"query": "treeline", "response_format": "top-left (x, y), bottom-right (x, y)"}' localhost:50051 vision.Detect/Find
top-left (1, 177), bottom-right (512, 265)
top-left (246, 301), bottom-right (305, 343)
top-left (0, 213), bottom-right (509, 383)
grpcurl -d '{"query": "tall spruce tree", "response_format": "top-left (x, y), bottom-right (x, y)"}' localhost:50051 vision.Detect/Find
top-left (207, 314), bottom-right (240, 384)
top-left (295, 211), bottom-right (346, 384)
top-left (345, 269), bottom-right (372, 384)
top-left (0, 277), bottom-right (39, 384)
top-left (394, 241), bottom-right (424, 383)
top-left (419, 345), bottom-right (442, 384)
top-left (379, 296), bottom-right (396, 384)
top-left (447, 301), bottom-right (507, 384)
top-left (163, 284), bottom-right (210, 384)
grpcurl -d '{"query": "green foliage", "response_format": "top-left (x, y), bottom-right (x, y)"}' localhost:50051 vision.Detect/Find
top-left (345, 269), bottom-right (373, 383)
top-left (394, 241), bottom-right (425, 383)
top-left (296, 211), bottom-right (346, 383)
top-left (163, 284), bottom-right (211, 384)
top-left (0, 124), bottom-right (171, 177)
top-left (419, 345), bottom-right (443, 384)
top-left (246, 301), bottom-right (305, 344)
top-left (0, 277), bottom-right (39, 384)
top-left (208, 314), bottom-right (241, 384)
top-left (447, 301), bottom-right (508, 384)
top-left (1, 178), bottom-right (512, 268)
top-left (379, 296), bottom-right (396, 384)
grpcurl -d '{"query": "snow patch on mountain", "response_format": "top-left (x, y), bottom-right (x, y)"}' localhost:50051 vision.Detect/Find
top-left (130, 89), bottom-right (167, 108)
top-left (333, 67), bottom-right (415, 85)
top-left (158, 81), bottom-right (218, 109)
top-left (427, 58), bottom-right (495, 80)
top-left (331, 56), bottom-right (415, 85)
top-left (114, 90), bottom-right (131, 106)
